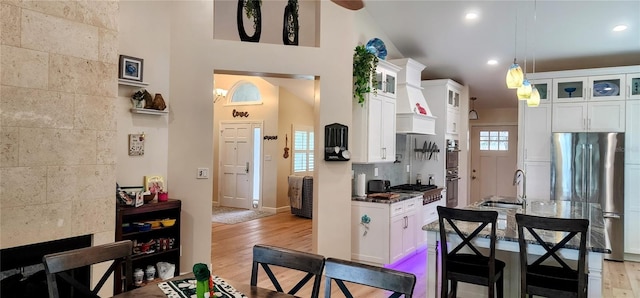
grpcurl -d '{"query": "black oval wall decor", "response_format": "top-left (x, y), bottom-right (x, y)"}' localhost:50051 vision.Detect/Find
top-left (282, 0), bottom-right (299, 46)
top-left (237, 0), bottom-right (262, 42)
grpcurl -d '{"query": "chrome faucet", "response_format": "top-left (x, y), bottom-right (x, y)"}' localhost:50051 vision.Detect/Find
top-left (513, 169), bottom-right (527, 209)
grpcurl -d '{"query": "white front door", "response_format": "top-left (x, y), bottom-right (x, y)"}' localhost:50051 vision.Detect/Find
top-left (470, 125), bottom-right (518, 204)
top-left (220, 122), bottom-right (256, 209)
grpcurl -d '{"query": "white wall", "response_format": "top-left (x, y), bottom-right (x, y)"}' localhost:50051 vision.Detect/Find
top-left (277, 86), bottom-right (314, 208)
top-left (117, 1), bottom-right (171, 188)
top-left (118, 0), bottom-right (405, 270)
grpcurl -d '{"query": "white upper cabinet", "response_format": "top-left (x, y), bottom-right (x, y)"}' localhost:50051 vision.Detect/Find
top-left (627, 73), bottom-right (640, 100)
top-left (552, 101), bottom-right (625, 132)
top-left (352, 60), bottom-right (400, 163)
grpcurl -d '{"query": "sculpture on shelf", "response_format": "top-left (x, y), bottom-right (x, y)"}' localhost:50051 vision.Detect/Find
top-left (132, 89), bottom-right (153, 109)
top-left (153, 93), bottom-right (167, 110)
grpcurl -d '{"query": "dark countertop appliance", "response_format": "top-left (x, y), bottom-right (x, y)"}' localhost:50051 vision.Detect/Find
top-left (367, 179), bottom-right (390, 193)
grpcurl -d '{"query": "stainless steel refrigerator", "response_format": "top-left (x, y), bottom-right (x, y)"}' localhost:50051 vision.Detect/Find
top-left (551, 132), bottom-right (625, 261)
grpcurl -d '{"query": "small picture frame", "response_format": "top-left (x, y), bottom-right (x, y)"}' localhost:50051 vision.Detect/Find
top-left (128, 133), bottom-right (145, 156)
top-left (119, 55), bottom-right (144, 82)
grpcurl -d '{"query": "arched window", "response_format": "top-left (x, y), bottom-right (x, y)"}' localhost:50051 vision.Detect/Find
top-left (227, 81), bottom-right (263, 105)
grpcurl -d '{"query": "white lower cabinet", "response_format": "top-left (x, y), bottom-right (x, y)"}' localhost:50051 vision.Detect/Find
top-left (625, 164), bottom-right (640, 255)
top-left (352, 197), bottom-right (422, 266)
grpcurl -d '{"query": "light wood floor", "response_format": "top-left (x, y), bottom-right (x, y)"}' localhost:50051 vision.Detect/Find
top-left (212, 211), bottom-right (640, 297)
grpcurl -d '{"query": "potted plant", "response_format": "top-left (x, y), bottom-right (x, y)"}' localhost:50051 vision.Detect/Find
top-left (353, 44), bottom-right (379, 106)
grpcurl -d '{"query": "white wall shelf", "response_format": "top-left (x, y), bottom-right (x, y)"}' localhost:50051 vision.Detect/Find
top-left (118, 79), bottom-right (149, 87)
top-left (130, 108), bottom-right (168, 115)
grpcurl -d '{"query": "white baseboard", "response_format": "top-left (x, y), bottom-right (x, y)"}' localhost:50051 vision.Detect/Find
top-left (212, 201), bottom-right (220, 207)
top-left (624, 253), bottom-right (640, 262)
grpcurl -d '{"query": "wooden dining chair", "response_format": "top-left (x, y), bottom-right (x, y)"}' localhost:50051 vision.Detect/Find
top-left (42, 240), bottom-right (133, 298)
top-left (251, 244), bottom-right (325, 298)
top-left (516, 213), bottom-right (589, 298)
top-left (437, 206), bottom-right (505, 298)
top-left (323, 257), bottom-right (416, 298)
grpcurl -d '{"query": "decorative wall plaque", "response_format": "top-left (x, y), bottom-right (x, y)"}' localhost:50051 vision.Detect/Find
top-left (128, 133), bottom-right (145, 156)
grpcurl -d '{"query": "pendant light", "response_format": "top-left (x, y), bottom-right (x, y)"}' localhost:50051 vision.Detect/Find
top-left (517, 12), bottom-right (532, 100)
top-left (469, 97), bottom-right (479, 120)
top-left (506, 11), bottom-right (523, 89)
top-left (527, 0), bottom-right (540, 107)
top-left (517, 79), bottom-right (532, 100)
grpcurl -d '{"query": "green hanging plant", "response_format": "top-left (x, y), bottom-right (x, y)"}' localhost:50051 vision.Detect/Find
top-left (353, 44), bottom-right (379, 106)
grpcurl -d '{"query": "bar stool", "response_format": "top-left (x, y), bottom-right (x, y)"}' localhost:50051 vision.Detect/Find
top-left (437, 206), bottom-right (505, 298)
top-left (516, 213), bottom-right (589, 298)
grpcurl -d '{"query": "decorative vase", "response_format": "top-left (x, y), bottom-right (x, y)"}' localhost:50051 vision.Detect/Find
top-left (237, 0), bottom-right (261, 42)
top-left (282, 0), bottom-right (299, 46)
top-left (153, 93), bottom-right (167, 110)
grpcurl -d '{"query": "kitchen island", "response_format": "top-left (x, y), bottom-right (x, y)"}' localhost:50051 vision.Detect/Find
top-left (422, 198), bottom-right (611, 298)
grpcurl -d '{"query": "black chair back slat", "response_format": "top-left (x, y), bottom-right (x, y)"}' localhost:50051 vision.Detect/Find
top-left (437, 206), bottom-right (504, 298)
top-left (251, 244), bottom-right (325, 298)
top-left (42, 240), bottom-right (133, 298)
top-left (516, 213), bottom-right (589, 298)
top-left (323, 257), bottom-right (416, 298)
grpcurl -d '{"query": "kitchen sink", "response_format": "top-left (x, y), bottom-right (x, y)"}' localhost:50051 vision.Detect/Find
top-left (479, 201), bottom-right (523, 209)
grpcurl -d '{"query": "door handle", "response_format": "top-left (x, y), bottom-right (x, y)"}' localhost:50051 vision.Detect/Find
top-left (471, 176), bottom-right (476, 180)
top-left (245, 162), bottom-right (249, 173)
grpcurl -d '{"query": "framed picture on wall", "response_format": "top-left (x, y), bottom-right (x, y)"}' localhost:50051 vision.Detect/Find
top-left (119, 55), bottom-right (144, 82)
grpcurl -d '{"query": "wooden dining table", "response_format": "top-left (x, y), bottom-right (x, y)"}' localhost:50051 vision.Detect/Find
top-left (112, 273), bottom-right (296, 298)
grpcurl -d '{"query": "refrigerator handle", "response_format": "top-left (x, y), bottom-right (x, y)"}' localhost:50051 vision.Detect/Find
top-left (582, 144), bottom-right (587, 199)
top-left (588, 144), bottom-right (593, 199)
top-left (603, 213), bottom-right (621, 219)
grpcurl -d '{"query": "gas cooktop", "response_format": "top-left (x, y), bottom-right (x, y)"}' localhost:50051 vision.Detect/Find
top-left (389, 184), bottom-right (437, 192)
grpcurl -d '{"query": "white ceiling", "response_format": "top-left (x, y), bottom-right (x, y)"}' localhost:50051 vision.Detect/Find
top-left (363, 0), bottom-right (640, 109)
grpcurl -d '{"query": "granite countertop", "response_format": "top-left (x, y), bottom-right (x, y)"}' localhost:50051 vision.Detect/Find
top-left (422, 198), bottom-right (611, 253)
top-left (352, 191), bottom-right (424, 204)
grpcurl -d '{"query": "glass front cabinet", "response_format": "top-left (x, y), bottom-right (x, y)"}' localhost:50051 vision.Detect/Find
top-left (627, 73), bottom-right (640, 100)
top-left (553, 77), bottom-right (587, 102)
top-left (588, 74), bottom-right (625, 101)
top-left (530, 79), bottom-right (552, 104)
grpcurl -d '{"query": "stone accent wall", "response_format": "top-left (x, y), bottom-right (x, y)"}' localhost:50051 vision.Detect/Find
top-left (0, 1), bottom-right (119, 249)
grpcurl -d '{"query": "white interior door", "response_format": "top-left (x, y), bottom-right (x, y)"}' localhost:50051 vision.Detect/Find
top-left (470, 125), bottom-right (518, 204)
top-left (220, 122), bottom-right (253, 209)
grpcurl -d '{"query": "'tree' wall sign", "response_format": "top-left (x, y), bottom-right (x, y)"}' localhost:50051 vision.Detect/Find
top-left (232, 109), bottom-right (249, 118)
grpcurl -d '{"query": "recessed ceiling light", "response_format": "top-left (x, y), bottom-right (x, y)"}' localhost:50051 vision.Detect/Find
top-left (613, 25), bottom-right (627, 32)
top-left (465, 12), bottom-right (478, 20)
top-left (487, 59), bottom-right (498, 65)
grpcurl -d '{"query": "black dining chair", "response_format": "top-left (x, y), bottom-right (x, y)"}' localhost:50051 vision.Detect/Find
top-left (516, 213), bottom-right (589, 298)
top-left (437, 206), bottom-right (505, 298)
top-left (251, 244), bottom-right (325, 298)
top-left (324, 257), bottom-right (416, 298)
top-left (42, 240), bottom-right (133, 298)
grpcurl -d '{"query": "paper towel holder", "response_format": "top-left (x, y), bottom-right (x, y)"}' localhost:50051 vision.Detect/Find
top-left (324, 123), bottom-right (350, 161)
